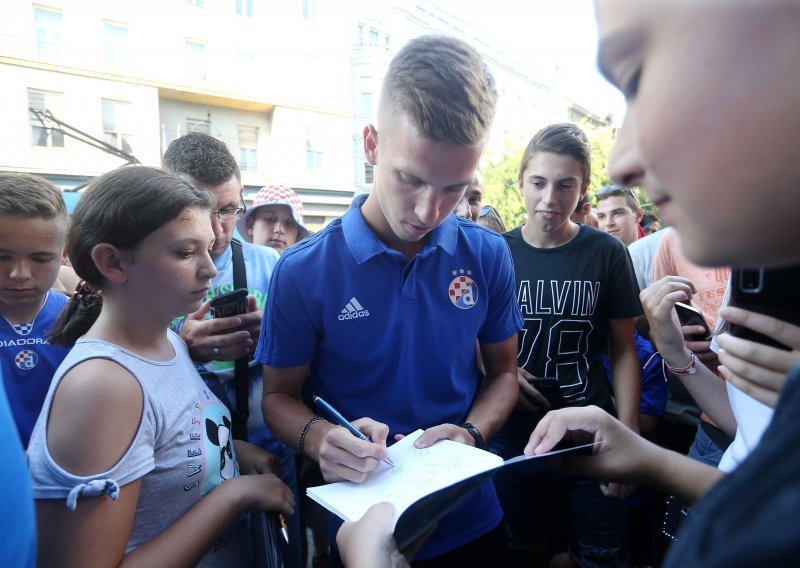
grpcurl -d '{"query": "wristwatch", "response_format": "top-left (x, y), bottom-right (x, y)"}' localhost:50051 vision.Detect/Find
top-left (459, 422), bottom-right (486, 450)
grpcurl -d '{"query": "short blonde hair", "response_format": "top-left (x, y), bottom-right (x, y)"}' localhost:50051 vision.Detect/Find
top-left (0, 172), bottom-right (67, 221)
top-left (379, 35), bottom-right (497, 146)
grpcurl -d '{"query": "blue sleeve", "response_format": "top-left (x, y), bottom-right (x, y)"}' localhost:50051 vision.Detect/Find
top-left (637, 333), bottom-right (668, 416)
top-left (477, 237), bottom-right (523, 344)
top-left (255, 255), bottom-right (318, 367)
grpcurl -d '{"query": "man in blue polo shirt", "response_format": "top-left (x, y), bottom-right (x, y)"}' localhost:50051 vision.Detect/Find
top-left (257, 35), bottom-right (522, 565)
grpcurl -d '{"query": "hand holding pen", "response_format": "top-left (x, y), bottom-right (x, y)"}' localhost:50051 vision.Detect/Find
top-left (314, 396), bottom-right (395, 470)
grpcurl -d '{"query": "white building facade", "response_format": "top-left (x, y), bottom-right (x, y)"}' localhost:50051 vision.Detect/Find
top-left (0, 0), bottom-right (598, 227)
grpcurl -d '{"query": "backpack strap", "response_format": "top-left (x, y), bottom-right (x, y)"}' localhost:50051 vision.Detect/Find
top-left (230, 238), bottom-right (250, 442)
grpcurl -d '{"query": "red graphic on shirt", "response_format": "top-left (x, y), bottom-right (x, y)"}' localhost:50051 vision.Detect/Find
top-left (449, 276), bottom-right (478, 309)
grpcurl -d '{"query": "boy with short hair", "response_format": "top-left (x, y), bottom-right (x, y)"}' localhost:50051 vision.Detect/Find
top-left (491, 122), bottom-right (642, 567)
top-left (596, 184), bottom-right (644, 246)
top-left (259, 34), bottom-right (521, 564)
top-left (0, 172), bottom-right (70, 447)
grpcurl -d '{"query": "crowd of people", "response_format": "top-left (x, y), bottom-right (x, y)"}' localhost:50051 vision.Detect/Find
top-left (2, 1), bottom-right (800, 566)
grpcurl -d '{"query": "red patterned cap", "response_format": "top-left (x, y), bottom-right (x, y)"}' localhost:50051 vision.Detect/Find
top-left (236, 185), bottom-right (310, 243)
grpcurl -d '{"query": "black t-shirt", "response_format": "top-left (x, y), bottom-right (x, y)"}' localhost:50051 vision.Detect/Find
top-left (498, 225), bottom-right (642, 442)
top-left (666, 366), bottom-right (800, 566)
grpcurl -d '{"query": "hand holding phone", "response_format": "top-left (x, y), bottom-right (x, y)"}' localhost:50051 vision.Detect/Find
top-left (674, 302), bottom-right (713, 342)
top-left (210, 288), bottom-right (249, 319)
top-left (729, 267), bottom-right (800, 350)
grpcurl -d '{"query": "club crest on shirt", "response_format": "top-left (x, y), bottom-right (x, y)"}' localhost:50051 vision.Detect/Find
top-left (15, 349), bottom-right (38, 370)
top-left (448, 269), bottom-right (478, 309)
top-left (12, 323), bottom-right (33, 336)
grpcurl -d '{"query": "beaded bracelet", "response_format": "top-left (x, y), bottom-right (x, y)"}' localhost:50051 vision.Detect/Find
top-left (298, 416), bottom-right (327, 456)
top-left (665, 351), bottom-right (697, 376)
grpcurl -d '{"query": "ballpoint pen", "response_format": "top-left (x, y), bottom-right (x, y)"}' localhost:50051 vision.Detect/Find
top-left (278, 513), bottom-right (289, 544)
top-left (313, 396), bottom-right (394, 467)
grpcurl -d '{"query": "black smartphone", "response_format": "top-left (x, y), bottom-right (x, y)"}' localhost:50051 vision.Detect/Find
top-left (729, 266), bottom-right (800, 350)
top-left (209, 288), bottom-right (249, 319)
top-left (674, 302), bottom-right (713, 342)
top-left (526, 377), bottom-right (565, 410)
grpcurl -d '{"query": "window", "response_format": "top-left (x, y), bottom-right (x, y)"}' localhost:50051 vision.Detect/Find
top-left (236, 0), bottom-right (253, 17)
top-left (364, 163), bottom-right (374, 184)
top-left (101, 99), bottom-right (134, 154)
top-left (306, 129), bottom-right (323, 170)
top-left (360, 92), bottom-right (373, 115)
top-left (302, 0), bottom-right (316, 21)
top-left (34, 7), bottom-right (62, 57)
top-left (185, 40), bottom-right (206, 82)
top-left (28, 89), bottom-right (64, 147)
top-left (356, 24), bottom-right (363, 46)
top-left (237, 51), bottom-right (255, 67)
top-left (104, 21), bottom-right (128, 68)
top-left (368, 29), bottom-right (379, 47)
top-left (185, 0), bottom-right (205, 6)
top-left (306, 148), bottom-right (323, 169)
top-left (238, 126), bottom-right (259, 171)
top-left (186, 118), bottom-right (210, 134)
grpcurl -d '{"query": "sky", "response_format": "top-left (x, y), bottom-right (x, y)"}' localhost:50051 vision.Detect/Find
top-left (434, 0), bottom-right (627, 123)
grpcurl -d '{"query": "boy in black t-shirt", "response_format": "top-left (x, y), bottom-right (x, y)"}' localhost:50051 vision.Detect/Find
top-left (491, 123), bottom-right (642, 567)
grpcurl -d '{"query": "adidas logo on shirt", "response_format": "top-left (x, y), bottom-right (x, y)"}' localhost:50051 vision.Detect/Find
top-left (338, 297), bottom-right (370, 321)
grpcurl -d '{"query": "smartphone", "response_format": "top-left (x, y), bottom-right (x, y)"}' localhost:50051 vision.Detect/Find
top-left (526, 377), bottom-right (565, 410)
top-left (674, 302), bottom-right (713, 342)
top-left (729, 266), bottom-right (800, 350)
top-left (209, 288), bottom-right (249, 319)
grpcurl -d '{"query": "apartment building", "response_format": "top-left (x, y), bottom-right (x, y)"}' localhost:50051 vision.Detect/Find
top-left (0, 0), bottom-right (588, 227)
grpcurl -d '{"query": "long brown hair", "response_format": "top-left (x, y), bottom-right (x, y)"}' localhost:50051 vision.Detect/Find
top-left (48, 166), bottom-right (213, 346)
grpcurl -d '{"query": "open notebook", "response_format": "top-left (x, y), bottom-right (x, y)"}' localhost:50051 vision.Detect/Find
top-left (307, 430), bottom-right (597, 550)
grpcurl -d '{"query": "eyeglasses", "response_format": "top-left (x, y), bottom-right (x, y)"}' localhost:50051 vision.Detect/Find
top-left (212, 199), bottom-right (247, 223)
top-left (595, 185), bottom-right (636, 200)
top-left (479, 205), bottom-right (495, 218)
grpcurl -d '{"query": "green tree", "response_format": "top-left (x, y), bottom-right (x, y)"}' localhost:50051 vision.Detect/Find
top-left (581, 121), bottom-right (655, 214)
top-left (582, 120), bottom-right (617, 197)
top-left (481, 138), bottom-right (526, 229)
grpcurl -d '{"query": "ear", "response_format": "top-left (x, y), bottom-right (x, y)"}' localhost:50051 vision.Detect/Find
top-left (246, 216), bottom-right (255, 236)
top-left (518, 176), bottom-right (524, 196)
top-left (90, 243), bottom-right (129, 285)
top-left (635, 207), bottom-right (644, 223)
top-left (363, 124), bottom-right (378, 166)
top-left (580, 179), bottom-right (590, 197)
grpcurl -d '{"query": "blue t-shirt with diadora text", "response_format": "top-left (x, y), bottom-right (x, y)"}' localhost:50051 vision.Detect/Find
top-left (0, 290), bottom-right (69, 447)
top-left (256, 194), bottom-right (523, 559)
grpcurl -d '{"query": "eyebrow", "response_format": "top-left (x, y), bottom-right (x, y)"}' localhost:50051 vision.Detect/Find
top-left (399, 169), bottom-right (471, 191)
top-left (0, 248), bottom-right (57, 256)
top-left (527, 175), bottom-right (579, 183)
top-left (172, 238), bottom-right (205, 246)
top-left (596, 29), bottom-right (644, 84)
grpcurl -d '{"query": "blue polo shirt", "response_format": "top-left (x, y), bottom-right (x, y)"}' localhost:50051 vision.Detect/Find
top-left (256, 194), bottom-right (523, 558)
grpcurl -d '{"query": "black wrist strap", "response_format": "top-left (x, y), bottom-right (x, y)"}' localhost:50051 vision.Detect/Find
top-left (459, 422), bottom-right (486, 450)
top-left (231, 238), bottom-right (250, 442)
